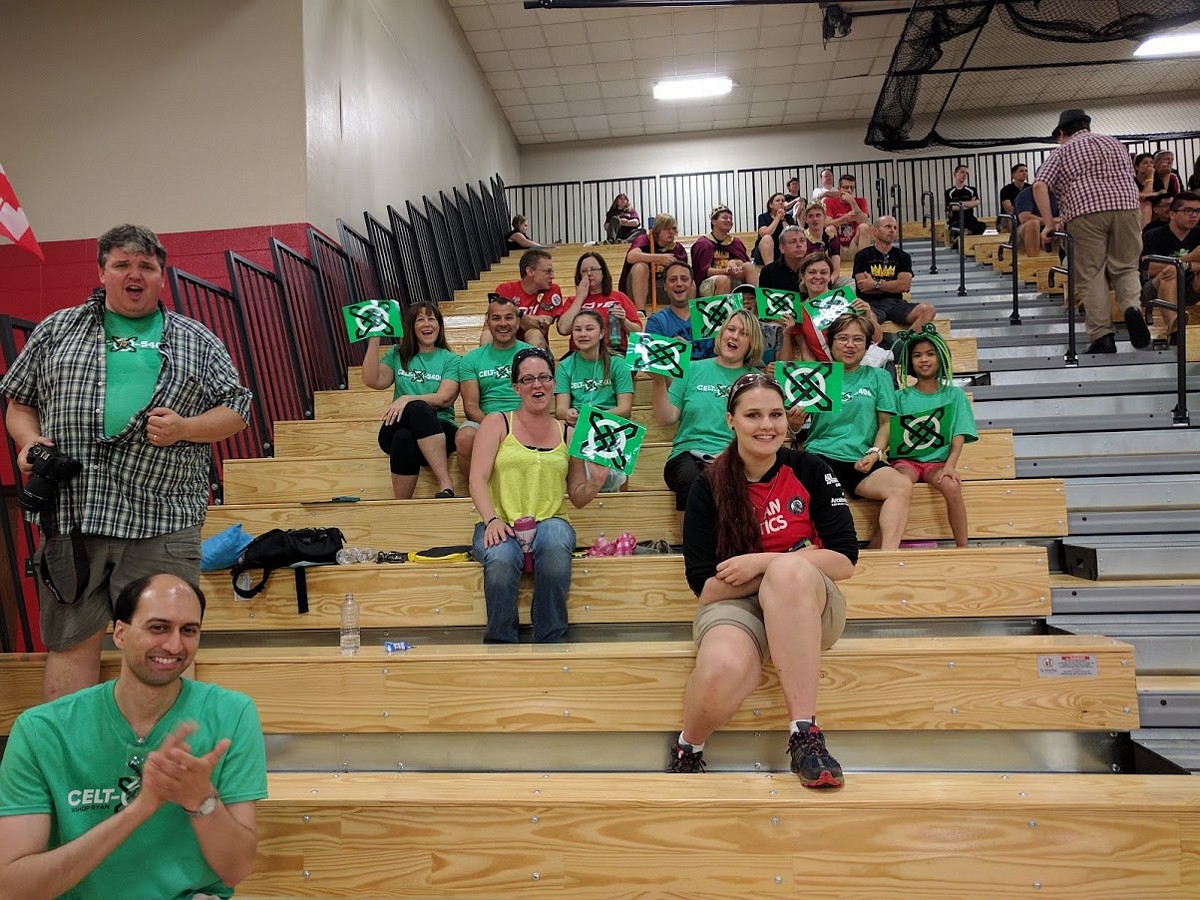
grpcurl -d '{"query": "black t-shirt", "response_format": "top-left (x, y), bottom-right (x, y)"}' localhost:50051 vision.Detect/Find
top-left (853, 244), bottom-right (914, 303)
top-left (1142, 225), bottom-right (1200, 260)
top-left (945, 185), bottom-right (982, 223)
top-left (999, 181), bottom-right (1025, 209)
top-left (683, 447), bottom-right (859, 595)
top-left (752, 212), bottom-right (795, 261)
top-left (758, 258), bottom-right (802, 292)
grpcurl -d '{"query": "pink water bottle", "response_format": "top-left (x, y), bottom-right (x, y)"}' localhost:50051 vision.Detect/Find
top-left (513, 516), bottom-right (537, 573)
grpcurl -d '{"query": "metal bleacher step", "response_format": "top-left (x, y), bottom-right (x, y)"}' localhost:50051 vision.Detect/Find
top-left (1137, 677), bottom-right (1200, 728)
top-left (1132, 728), bottom-right (1200, 772)
top-left (1051, 574), bottom-right (1200, 614)
top-left (1065, 475), bottom-right (1200, 511)
top-left (977, 348), bottom-right (1184, 371)
top-left (974, 397), bottom-right (1192, 431)
top-left (990, 362), bottom-right (1190, 386)
top-left (1060, 536), bottom-right (1200, 581)
top-left (1047, 613), bottom-right (1200, 675)
top-left (971, 376), bottom-right (1200, 403)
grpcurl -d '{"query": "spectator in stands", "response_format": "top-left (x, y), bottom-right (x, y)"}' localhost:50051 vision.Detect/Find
top-left (0, 574), bottom-right (267, 897)
top-left (854, 216), bottom-right (936, 330)
top-left (456, 296), bottom-right (532, 478)
top-left (823, 173), bottom-right (871, 255)
top-left (645, 260), bottom-right (714, 360)
top-left (1141, 191), bottom-right (1200, 340)
top-left (604, 193), bottom-right (640, 243)
top-left (506, 214), bottom-right (554, 251)
top-left (1189, 157), bottom-right (1200, 192)
top-left (619, 214), bottom-right (689, 312)
top-left (759, 225), bottom-right (808, 293)
top-left (784, 175), bottom-right (805, 213)
top-left (801, 313), bottom-right (911, 551)
top-left (0, 224), bottom-right (250, 702)
top-left (811, 167), bottom-right (838, 203)
top-left (468, 348), bottom-right (607, 643)
top-left (1153, 150), bottom-right (1182, 196)
top-left (1135, 153), bottom-right (1157, 197)
top-left (945, 164), bottom-right (986, 245)
top-left (751, 193), bottom-right (796, 267)
top-left (362, 302), bottom-right (460, 500)
top-left (801, 202), bottom-right (842, 271)
top-left (1012, 185), bottom-right (1060, 257)
top-left (1033, 108), bottom-right (1151, 354)
top-left (1144, 193), bottom-right (1173, 235)
top-left (999, 163), bottom-right (1029, 231)
top-left (652, 310), bottom-right (764, 528)
top-left (891, 327), bottom-right (978, 548)
top-left (555, 309), bottom-right (635, 492)
top-left (692, 205), bottom-right (758, 296)
top-left (778, 252), bottom-right (881, 362)
top-left (557, 252), bottom-right (643, 353)
top-left (488, 249), bottom-right (565, 349)
top-left (667, 373), bottom-right (857, 788)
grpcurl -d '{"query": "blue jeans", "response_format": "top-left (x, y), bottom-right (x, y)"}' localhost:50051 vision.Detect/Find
top-left (472, 517), bottom-right (575, 643)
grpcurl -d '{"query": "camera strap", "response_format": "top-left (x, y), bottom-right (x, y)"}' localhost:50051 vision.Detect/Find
top-left (36, 512), bottom-right (91, 606)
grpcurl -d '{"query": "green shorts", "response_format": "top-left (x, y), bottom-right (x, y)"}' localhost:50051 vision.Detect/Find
top-left (692, 570), bottom-right (846, 663)
top-left (34, 525), bottom-right (202, 651)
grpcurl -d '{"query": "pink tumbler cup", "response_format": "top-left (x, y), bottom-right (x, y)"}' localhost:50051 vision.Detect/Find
top-left (513, 516), bottom-right (537, 573)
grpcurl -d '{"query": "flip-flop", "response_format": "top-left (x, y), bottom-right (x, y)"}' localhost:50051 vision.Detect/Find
top-left (434, 488), bottom-right (455, 499)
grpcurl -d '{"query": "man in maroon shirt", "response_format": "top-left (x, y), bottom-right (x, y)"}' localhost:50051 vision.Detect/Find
top-left (1034, 109), bottom-right (1151, 354)
top-left (691, 205), bottom-right (758, 297)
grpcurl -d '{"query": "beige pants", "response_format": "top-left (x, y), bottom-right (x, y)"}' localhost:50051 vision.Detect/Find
top-left (1065, 209), bottom-right (1142, 341)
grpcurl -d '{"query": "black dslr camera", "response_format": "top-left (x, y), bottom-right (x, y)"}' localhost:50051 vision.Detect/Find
top-left (18, 444), bottom-right (83, 513)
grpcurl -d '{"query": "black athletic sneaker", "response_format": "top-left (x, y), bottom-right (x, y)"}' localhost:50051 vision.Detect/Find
top-left (788, 724), bottom-right (844, 789)
top-left (1124, 306), bottom-right (1152, 350)
top-left (1084, 333), bottom-right (1117, 354)
top-left (667, 740), bottom-right (706, 773)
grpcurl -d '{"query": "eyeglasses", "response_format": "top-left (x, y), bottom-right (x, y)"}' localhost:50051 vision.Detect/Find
top-left (832, 334), bottom-right (868, 346)
top-left (1177, 208), bottom-right (1200, 215)
top-left (579, 266), bottom-right (603, 274)
top-left (517, 374), bottom-right (555, 385)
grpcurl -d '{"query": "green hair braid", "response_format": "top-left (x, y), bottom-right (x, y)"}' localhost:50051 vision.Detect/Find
top-left (893, 322), bottom-right (953, 390)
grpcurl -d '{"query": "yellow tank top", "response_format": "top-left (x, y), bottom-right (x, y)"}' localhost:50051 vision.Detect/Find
top-left (487, 418), bottom-right (569, 523)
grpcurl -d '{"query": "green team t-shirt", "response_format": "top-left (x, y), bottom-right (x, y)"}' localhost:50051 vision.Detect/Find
top-left (0, 679), bottom-right (267, 900)
top-left (460, 341), bottom-right (532, 416)
top-left (379, 346), bottom-right (461, 425)
top-left (667, 358), bottom-right (753, 460)
top-left (893, 384), bottom-right (978, 463)
top-left (554, 352), bottom-right (634, 411)
top-left (103, 308), bottom-right (163, 438)
top-left (805, 364), bottom-right (898, 462)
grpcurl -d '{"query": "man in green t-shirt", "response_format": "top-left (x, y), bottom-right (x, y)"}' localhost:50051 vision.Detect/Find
top-left (0, 573), bottom-right (268, 899)
top-left (455, 296), bottom-right (531, 477)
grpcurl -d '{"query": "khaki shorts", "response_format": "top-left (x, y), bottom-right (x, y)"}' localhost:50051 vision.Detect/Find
top-left (692, 570), bottom-right (846, 663)
top-left (34, 525), bottom-right (202, 651)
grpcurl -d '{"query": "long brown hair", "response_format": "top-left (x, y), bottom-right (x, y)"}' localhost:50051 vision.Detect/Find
top-left (574, 251), bottom-right (614, 296)
top-left (566, 308), bottom-right (612, 385)
top-left (397, 302), bottom-right (449, 369)
top-left (707, 374), bottom-right (788, 561)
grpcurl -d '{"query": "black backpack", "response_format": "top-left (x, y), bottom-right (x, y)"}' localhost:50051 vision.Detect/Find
top-left (230, 527), bottom-right (345, 599)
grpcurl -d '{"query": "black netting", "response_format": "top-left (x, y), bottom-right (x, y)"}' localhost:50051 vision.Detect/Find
top-left (867, 0), bottom-right (1200, 152)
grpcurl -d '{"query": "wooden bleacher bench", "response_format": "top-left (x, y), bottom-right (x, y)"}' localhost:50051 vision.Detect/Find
top-left (236, 771), bottom-right (1200, 897)
top-left (230, 430), bottom-right (1015, 501)
top-left (1, 633), bottom-right (1137, 735)
top-left (194, 547), bottom-right (1052, 632)
top-left (203, 481), bottom-right (1068, 547)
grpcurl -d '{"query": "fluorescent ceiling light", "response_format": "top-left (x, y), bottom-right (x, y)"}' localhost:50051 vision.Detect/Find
top-left (653, 76), bottom-right (733, 101)
top-left (1134, 33), bottom-right (1200, 57)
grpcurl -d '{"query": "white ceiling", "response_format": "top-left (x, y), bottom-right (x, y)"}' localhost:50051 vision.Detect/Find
top-left (447, 0), bottom-right (907, 145)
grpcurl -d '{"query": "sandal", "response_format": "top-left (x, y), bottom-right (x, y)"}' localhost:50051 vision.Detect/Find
top-left (433, 488), bottom-right (455, 499)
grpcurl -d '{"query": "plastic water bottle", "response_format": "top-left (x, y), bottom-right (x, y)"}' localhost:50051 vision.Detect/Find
top-left (340, 593), bottom-right (360, 655)
top-left (607, 312), bottom-right (623, 349)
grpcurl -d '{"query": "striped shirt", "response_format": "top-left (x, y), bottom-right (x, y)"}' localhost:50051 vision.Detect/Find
top-left (1034, 131), bottom-right (1139, 224)
top-left (0, 296), bottom-right (252, 538)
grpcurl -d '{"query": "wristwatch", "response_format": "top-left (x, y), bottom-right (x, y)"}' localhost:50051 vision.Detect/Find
top-left (187, 790), bottom-right (219, 818)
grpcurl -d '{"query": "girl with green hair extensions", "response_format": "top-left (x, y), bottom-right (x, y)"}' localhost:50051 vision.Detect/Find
top-left (890, 324), bottom-right (978, 547)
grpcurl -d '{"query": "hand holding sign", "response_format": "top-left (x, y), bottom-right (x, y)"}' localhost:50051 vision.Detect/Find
top-left (774, 361), bottom-right (844, 413)
top-left (342, 300), bottom-right (404, 342)
top-left (689, 293), bottom-right (741, 340)
top-left (626, 333), bottom-right (690, 379)
top-left (567, 405), bottom-right (646, 477)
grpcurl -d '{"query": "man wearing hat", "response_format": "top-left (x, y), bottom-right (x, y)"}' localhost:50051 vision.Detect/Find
top-left (1032, 109), bottom-right (1151, 354)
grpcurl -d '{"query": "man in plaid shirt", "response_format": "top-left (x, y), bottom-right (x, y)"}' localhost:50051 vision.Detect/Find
top-left (1, 224), bottom-right (251, 701)
top-left (1033, 108), bottom-right (1151, 354)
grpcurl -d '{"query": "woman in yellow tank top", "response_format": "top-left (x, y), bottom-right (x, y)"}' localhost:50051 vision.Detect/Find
top-left (468, 348), bottom-right (608, 643)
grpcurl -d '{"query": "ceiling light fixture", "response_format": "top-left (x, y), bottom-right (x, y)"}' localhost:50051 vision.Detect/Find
top-left (653, 76), bottom-right (733, 101)
top-left (1133, 32), bottom-right (1200, 57)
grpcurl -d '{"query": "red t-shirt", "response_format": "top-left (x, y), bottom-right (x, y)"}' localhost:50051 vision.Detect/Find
top-left (822, 195), bottom-right (870, 243)
top-left (565, 291), bottom-right (641, 352)
top-left (749, 464), bottom-right (824, 552)
top-left (495, 280), bottom-right (567, 318)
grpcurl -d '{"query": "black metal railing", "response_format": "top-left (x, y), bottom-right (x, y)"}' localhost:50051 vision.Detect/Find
top-left (469, 182), bottom-right (500, 265)
top-left (362, 212), bottom-right (408, 306)
top-left (948, 202), bottom-right (968, 296)
top-left (890, 183), bottom-right (904, 246)
top-left (994, 213), bottom-right (1021, 325)
top-left (1047, 230), bottom-right (1077, 366)
top-left (307, 226), bottom-right (362, 378)
top-left (270, 238), bottom-right (343, 394)
top-left (1143, 254), bottom-right (1191, 425)
top-left (920, 190), bottom-right (938, 274)
top-left (455, 185), bottom-right (489, 274)
top-left (406, 202), bottom-right (451, 303)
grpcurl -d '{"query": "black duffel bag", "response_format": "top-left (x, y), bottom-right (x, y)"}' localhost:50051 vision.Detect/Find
top-left (230, 527), bottom-right (345, 599)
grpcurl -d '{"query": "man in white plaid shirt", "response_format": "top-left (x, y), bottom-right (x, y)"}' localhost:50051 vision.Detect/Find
top-left (2, 224), bottom-right (251, 701)
top-left (1033, 108), bottom-right (1152, 354)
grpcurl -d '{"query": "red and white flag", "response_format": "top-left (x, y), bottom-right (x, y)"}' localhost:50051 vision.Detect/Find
top-left (0, 161), bottom-right (43, 260)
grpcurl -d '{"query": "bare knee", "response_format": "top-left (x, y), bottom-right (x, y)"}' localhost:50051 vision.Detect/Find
top-left (694, 631), bottom-right (760, 687)
top-left (760, 554), bottom-right (824, 610)
top-left (456, 428), bottom-right (476, 457)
